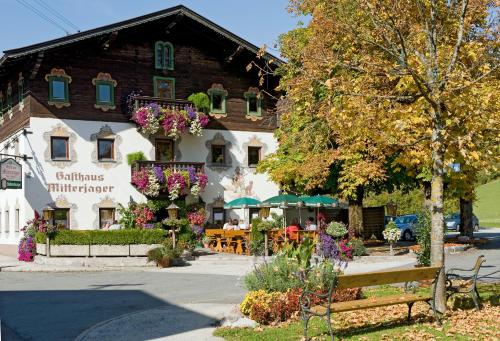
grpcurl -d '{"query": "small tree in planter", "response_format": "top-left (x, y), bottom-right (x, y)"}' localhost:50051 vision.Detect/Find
top-left (382, 221), bottom-right (401, 256)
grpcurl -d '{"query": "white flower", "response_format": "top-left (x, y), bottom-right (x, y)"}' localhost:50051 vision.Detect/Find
top-left (189, 116), bottom-right (203, 136)
top-left (168, 182), bottom-right (181, 201)
top-left (190, 183), bottom-right (201, 197)
top-left (383, 227), bottom-right (401, 243)
top-left (141, 111), bottom-right (160, 135)
top-left (144, 169), bottom-right (160, 197)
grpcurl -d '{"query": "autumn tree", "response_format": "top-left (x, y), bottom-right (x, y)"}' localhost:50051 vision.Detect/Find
top-left (268, 0), bottom-right (499, 312)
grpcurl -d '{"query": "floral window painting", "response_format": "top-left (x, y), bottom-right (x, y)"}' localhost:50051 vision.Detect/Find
top-left (154, 76), bottom-right (175, 99)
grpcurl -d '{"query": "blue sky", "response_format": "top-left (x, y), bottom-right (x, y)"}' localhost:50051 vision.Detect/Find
top-left (1, 0), bottom-right (303, 56)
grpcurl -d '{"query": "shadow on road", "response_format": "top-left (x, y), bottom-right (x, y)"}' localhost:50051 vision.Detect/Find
top-left (0, 289), bottom-right (219, 341)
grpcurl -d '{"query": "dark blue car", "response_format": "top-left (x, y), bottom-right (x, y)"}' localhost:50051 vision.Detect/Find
top-left (393, 214), bottom-right (418, 241)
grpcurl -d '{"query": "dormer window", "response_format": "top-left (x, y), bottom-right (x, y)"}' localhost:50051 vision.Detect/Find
top-left (45, 69), bottom-right (72, 108)
top-left (155, 41), bottom-right (174, 70)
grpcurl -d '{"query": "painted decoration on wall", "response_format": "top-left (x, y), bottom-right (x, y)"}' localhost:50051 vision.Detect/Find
top-left (221, 166), bottom-right (255, 202)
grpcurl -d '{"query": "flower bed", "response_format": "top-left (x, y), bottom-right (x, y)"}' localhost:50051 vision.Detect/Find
top-left (132, 103), bottom-right (209, 139)
top-left (131, 165), bottom-right (208, 200)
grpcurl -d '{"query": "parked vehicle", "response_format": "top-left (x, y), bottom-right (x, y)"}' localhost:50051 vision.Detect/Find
top-left (384, 215), bottom-right (396, 226)
top-left (393, 214), bottom-right (418, 241)
top-left (445, 213), bottom-right (479, 231)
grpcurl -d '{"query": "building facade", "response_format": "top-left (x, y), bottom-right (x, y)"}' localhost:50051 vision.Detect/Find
top-left (0, 6), bottom-right (281, 245)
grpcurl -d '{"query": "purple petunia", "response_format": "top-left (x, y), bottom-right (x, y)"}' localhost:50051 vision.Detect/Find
top-left (187, 166), bottom-right (197, 184)
top-left (148, 103), bottom-right (161, 117)
top-left (153, 165), bottom-right (165, 184)
top-left (186, 106), bottom-right (197, 120)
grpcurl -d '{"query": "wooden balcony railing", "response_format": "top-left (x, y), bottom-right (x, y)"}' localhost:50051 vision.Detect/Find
top-left (133, 96), bottom-right (192, 112)
top-left (131, 161), bottom-right (205, 176)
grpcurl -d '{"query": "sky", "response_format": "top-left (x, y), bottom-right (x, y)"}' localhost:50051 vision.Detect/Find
top-left (0, 0), bottom-right (304, 56)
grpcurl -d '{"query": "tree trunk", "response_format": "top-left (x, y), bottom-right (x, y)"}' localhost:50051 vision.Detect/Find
top-left (430, 130), bottom-right (447, 313)
top-left (423, 181), bottom-right (432, 213)
top-left (348, 186), bottom-right (364, 237)
top-left (459, 198), bottom-right (473, 238)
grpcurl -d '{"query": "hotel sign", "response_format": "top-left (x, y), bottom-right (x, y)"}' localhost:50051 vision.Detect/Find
top-left (0, 158), bottom-right (22, 189)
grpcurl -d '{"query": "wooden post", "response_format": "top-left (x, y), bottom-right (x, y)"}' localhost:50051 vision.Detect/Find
top-left (264, 232), bottom-right (269, 257)
top-left (46, 235), bottom-right (51, 257)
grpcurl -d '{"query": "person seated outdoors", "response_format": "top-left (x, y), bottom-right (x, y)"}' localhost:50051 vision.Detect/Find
top-left (305, 217), bottom-right (317, 231)
top-left (232, 219), bottom-right (241, 230)
top-left (108, 220), bottom-right (121, 230)
top-left (238, 219), bottom-right (249, 230)
top-left (223, 219), bottom-right (234, 230)
top-left (285, 218), bottom-right (301, 235)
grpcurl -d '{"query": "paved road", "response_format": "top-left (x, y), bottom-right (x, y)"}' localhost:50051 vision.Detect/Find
top-left (445, 228), bottom-right (500, 282)
top-left (0, 272), bottom-right (246, 341)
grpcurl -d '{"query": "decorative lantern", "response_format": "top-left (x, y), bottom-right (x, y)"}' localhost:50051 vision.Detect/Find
top-left (386, 201), bottom-right (397, 217)
top-left (259, 205), bottom-right (271, 219)
top-left (42, 206), bottom-right (54, 222)
top-left (167, 203), bottom-right (180, 220)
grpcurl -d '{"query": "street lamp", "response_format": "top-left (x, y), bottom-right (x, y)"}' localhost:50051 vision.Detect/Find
top-left (42, 206), bottom-right (54, 222)
top-left (166, 203), bottom-right (180, 247)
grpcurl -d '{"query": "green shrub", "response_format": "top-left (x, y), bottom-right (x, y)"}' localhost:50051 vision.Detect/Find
top-left (188, 92), bottom-right (210, 113)
top-left (244, 256), bottom-right (337, 293)
top-left (47, 229), bottom-right (166, 245)
top-left (147, 238), bottom-right (183, 263)
top-left (415, 212), bottom-right (431, 266)
top-left (35, 232), bottom-right (46, 244)
top-left (249, 218), bottom-right (265, 255)
top-left (350, 238), bottom-right (368, 256)
top-left (126, 151), bottom-right (146, 166)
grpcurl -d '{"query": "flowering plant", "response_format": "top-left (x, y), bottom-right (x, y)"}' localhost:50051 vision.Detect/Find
top-left (18, 236), bottom-right (36, 262)
top-left (326, 221), bottom-right (348, 239)
top-left (133, 205), bottom-right (154, 228)
top-left (132, 103), bottom-right (209, 138)
top-left (131, 169), bottom-right (149, 192)
top-left (187, 208), bottom-right (206, 226)
top-left (337, 239), bottom-right (354, 261)
top-left (166, 171), bottom-right (186, 200)
top-left (383, 221), bottom-right (401, 243)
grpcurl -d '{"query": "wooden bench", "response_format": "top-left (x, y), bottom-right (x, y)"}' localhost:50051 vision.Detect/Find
top-left (300, 266), bottom-right (442, 340)
top-left (446, 255), bottom-right (485, 310)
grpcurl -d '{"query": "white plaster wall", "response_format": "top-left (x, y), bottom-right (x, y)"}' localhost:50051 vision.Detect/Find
top-left (0, 117), bottom-right (281, 244)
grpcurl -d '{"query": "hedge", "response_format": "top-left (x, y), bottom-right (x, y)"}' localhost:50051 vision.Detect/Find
top-left (35, 229), bottom-right (166, 245)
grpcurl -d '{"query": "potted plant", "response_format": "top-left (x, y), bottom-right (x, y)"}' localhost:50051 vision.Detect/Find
top-left (382, 221), bottom-right (401, 256)
top-left (146, 239), bottom-right (182, 268)
top-left (202, 235), bottom-right (211, 248)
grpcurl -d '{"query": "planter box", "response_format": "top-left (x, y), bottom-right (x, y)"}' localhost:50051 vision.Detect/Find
top-left (90, 245), bottom-right (129, 256)
top-left (129, 244), bottom-right (162, 256)
top-left (36, 243), bottom-right (47, 255)
top-left (50, 245), bottom-right (90, 257)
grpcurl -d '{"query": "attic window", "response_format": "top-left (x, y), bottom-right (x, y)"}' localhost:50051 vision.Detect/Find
top-left (92, 73), bottom-right (117, 111)
top-left (45, 69), bottom-right (72, 108)
top-left (207, 84), bottom-right (228, 117)
top-left (244, 87), bottom-right (262, 120)
top-left (155, 41), bottom-right (174, 70)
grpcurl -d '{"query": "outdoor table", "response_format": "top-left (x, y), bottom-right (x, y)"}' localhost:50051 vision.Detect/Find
top-left (205, 229), bottom-right (225, 253)
top-left (224, 230), bottom-right (249, 255)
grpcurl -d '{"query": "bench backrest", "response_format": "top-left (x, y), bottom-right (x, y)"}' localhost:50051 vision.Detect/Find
top-left (336, 266), bottom-right (441, 289)
top-left (205, 229), bottom-right (224, 236)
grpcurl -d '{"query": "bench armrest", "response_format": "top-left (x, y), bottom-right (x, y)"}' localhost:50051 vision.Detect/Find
top-left (299, 289), bottom-right (330, 311)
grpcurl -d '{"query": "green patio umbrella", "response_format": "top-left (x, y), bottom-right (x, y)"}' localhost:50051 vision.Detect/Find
top-left (262, 194), bottom-right (301, 207)
top-left (223, 197), bottom-right (262, 209)
top-left (301, 195), bottom-right (338, 207)
top-left (224, 197), bottom-right (262, 225)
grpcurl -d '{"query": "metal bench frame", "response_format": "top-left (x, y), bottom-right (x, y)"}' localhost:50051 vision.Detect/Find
top-left (445, 255), bottom-right (485, 310)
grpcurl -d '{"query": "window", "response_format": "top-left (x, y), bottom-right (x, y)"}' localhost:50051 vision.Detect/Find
top-left (51, 137), bottom-right (69, 160)
top-left (207, 85), bottom-right (228, 115)
top-left (212, 208), bottom-right (225, 226)
top-left (48, 77), bottom-right (69, 102)
top-left (53, 209), bottom-right (69, 229)
top-left (211, 145), bottom-right (225, 164)
top-left (97, 139), bottom-right (114, 161)
top-left (153, 76), bottom-right (175, 99)
top-left (96, 82), bottom-right (113, 105)
top-left (248, 146), bottom-right (261, 167)
top-left (155, 41), bottom-right (174, 70)
top-left (99, 208), bottom-right (115, 229)
top-left (155, 139), bottom-right (174, 162)
top-left (15, 209), bottom-right (19, 232)
top-left (244, 89), bottom-right (262, 117)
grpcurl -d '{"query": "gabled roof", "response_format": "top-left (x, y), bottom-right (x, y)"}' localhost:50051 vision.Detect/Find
top-left (0, 5), bottom-right (281, 66)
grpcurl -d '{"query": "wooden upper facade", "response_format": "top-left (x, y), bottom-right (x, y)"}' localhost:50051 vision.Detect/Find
top-left (0, 6), bottom-right (281, 140)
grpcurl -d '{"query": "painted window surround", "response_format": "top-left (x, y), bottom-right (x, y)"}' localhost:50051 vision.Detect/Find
top-left (244, 87), bottom-right (262, 121)
top-left (153, 76), bottom-right (176, 99)
top-left (90, 125), bottom-right (123, 169)
top-left (43, 124), bottom-right (78, 168)
top-left (207, 83), bottom-right (228, 118)
top-left (205, 132), bottom-right (232, 171)
top-left (45, 68), bottom-right (72, 108)
top-left (92, 72), bottom-right (117, 111)
top-left (155, 41), bottom-right (175, 70)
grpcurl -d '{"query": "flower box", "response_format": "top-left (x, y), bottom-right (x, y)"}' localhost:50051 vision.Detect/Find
top-left (36, 243), bottom-right (47, 255)
top-left (129, 244), bottom-right (163, 256)
top-left (90, 245), bottom-right (129, 256)
top-left (50, 245), bottom-right (90, 257)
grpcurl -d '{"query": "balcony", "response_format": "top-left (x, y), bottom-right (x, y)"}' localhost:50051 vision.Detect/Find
top-left (131, 161), bottom-right (205, 175)
top-left (133, 96), bottom-right (192, 112)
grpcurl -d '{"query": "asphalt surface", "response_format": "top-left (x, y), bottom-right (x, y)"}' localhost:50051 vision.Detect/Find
top-left (0, 272), bottom-right (246, 341)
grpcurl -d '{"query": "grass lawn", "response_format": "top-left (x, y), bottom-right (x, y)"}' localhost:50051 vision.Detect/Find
top-left (215, 283), bottom-right (500, 341)
top-left (474, 179), bottom-right (500, 228)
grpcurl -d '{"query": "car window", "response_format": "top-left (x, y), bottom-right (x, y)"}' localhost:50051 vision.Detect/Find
top-left (394, 217), bottom-right (404, 224)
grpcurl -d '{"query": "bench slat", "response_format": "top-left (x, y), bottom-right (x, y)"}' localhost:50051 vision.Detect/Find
top-left (311, 293), bottom-right (432, 314)
top-left (336, 266), bottom-right (441, 288)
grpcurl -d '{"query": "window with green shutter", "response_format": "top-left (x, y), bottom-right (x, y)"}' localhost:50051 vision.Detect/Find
top-left (154, 41), bottom-right (174, 70)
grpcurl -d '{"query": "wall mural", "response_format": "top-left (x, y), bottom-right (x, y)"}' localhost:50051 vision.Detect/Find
top-left (221, 166), bottom-right (255, 202)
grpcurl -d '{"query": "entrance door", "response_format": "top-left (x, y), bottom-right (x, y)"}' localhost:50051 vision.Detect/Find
top-left (155, 139), bottom-right (174, 162)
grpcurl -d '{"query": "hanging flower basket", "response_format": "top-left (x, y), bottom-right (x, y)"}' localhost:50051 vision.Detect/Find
top-left (132, 103), bottom-right (209, 138)
top-left (131, 165), bottom-right (208, 199)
